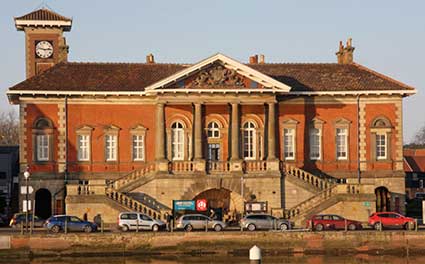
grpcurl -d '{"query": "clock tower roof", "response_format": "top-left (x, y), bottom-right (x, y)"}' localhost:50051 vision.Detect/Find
top-left (15, 8), bottom-right (72, 31)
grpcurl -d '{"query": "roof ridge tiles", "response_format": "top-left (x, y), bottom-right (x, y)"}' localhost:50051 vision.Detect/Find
top-left (352, 62), bottom-right (415, 90)
top-left (67, 61), bottom-right (186, 66)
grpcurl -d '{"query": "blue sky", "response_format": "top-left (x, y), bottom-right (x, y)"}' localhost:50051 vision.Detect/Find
top-left (1, 0), bottom-right (424, 142)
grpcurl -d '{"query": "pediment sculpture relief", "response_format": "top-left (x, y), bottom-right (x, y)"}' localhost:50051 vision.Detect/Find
top-left (188, 63), bottom-right (245, 88)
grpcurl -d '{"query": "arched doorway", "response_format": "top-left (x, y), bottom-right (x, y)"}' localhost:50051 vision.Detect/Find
top-left (375, 187), bottom-right (391, 212)
top-left (35, 188), bottom-right (52, 219)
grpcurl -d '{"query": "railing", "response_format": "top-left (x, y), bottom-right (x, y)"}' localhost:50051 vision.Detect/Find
top-left (112, 163), bottom-right (156, 190)
top-left (170, 161), bottom-right (195, 172)
top-left (67, 182), bottom-right (106, 196)
top-left (244, 160), bottom-right (267, 172)
top-left (207, 161), bottom-right (230, 173)
top-left (284, 163), bottom-right (337, 190)
top-left (285, 183), bottom-right (375, 220)
top-left (105, 189), bottom-right (167, 220)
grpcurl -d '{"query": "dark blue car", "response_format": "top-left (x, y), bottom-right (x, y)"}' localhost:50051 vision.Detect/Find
top-left (45, 215), bottom-right (97, 233)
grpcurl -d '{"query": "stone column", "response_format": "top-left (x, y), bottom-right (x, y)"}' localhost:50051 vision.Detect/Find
top-left (155, 103), bottom-right (168, 172)
top-left (193, 103), bottom-right (205, 171)
top-left (267, 102), bottom-right (279, 171)
top-left (194, 103), bottom-right (203, 160)
top-left (230, 103), bottom-right (242, 171)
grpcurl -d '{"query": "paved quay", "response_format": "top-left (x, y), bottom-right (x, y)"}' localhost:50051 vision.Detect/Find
top-left (2, 229), bottom-right (425, 259)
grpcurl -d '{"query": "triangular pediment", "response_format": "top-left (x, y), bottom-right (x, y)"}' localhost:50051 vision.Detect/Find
top-left (144, 53), bottom-right (291, 93)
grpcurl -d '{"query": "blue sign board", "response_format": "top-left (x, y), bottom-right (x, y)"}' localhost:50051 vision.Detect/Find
top-left (173, 200), bottom-right (195, 211)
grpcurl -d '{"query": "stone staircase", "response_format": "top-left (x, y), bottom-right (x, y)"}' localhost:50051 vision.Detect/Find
top-left (283, 163), bottom-right (338, 193)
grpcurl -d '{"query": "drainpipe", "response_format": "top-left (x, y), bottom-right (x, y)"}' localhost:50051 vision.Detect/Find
top-left (64, 96), bottom-right (68, 213)
top-left (357, 95), bottom-right (361, 184)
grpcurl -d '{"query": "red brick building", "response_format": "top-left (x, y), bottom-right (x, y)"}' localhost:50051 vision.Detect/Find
top-left (7, 9), bottom-right (416, 224)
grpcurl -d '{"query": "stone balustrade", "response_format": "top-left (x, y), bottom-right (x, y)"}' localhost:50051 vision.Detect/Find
top-left (285, 183), bottom-right (375, 220)
top-left (170, 161), bottom-right (195, 173)
top-left (284, 163), bottom-right (337, 190)
top-left (207, 161), bottom-right (230, 173)
top-left (106, 189), bottom-right (167, 220)
top-left (243, 160), bottom-right (267, 172)
top-left (112, 163), bottom-right (156, 190)
top-left (67, 181), bottom-right (106, 196)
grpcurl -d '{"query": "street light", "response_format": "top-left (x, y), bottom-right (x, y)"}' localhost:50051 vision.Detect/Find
top-left (23, 170), bottom-right (30, 233)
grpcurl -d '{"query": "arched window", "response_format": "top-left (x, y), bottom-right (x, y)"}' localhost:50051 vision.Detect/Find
top-left (207, 121), bottom-right (220, 138)
top-left (33, 118), bottom-right (53, 162)
top-left (171, 122), bottom-right (185, 160)
top-left (371, 117), bottom-right (392, 161)
top-left (243, 121), bottom-right (256, 160)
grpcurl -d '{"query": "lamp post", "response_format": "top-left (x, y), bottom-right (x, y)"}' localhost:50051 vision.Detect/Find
top-left (23, 170), bottom-right (30, 234)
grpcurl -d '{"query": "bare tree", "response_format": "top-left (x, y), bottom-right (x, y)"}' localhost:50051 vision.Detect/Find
top-left (0, 110), bottom-right (19, 145)
top-left (409, 124), bottom-right (425, 148)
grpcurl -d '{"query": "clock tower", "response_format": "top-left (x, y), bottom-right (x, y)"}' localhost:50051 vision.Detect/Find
top-left (15, 8), bottom-right (72, 79)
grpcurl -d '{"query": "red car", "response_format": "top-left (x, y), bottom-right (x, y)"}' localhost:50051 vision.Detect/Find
top-left (368, 212), bottom-right (415, 230)
top-left (307, 214), bottom-right (362, 231)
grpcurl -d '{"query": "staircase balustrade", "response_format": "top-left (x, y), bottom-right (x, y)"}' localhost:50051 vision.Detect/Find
top-left (112, 163), bottom-right (156, 190)
top-left (284, 163), bottom-right (338, 190)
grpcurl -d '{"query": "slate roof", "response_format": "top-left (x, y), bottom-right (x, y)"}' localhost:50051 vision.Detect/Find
top-left (15, 8), bottom-right (71, 22)
top-left (404, 149), bottom-right (425, 173)
top-left (8, 61), bottom-right (415, 93)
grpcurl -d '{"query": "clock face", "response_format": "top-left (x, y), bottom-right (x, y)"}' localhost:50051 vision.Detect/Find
top-left (35, 41), bottom-right (53, 59)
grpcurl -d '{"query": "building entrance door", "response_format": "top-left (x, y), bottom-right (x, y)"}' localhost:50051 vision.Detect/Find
top-left (193, 188), bottom-right (230, 221)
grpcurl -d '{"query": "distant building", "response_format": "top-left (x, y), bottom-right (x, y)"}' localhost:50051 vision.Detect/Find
top-left (6, 8), bottom-right (416, 224)
top-left (404, 149), bottom-right (425, 200)
top-left (0, 146), bottom-right (19, 217)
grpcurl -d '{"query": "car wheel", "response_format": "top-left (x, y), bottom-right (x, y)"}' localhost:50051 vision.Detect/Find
top-left (374, 222), bottom-right (382, 231)
top-left (84, 225), bottom-right (93, 233)
top-left (279, 223), bottom-right (289, 231)
top-left (405, 222), bottom-right (415, 231)
top-left (51, 225), bottom-right (60, 233)
top-left (152, 224), bottom-right (159, 232)
top-left (247, 224), bottom-right (256, 231)
top-left (185, 224), bottom-right (193, 232)
top-left (214, 224), bottom-right (223, 232)
top-left (121, 225), bottom-right (129, 232)
top-left (347, 223), bottom-right (356, 231)
top-left (314, 223), bottom-right (324, 231)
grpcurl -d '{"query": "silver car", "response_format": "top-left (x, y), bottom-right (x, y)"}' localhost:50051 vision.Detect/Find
top-left (176, 214), bottom-right (226, 232)
top-left (240, 214), bottom-right (293, 231)
top-left (118, 212), bottom-right (165, 232)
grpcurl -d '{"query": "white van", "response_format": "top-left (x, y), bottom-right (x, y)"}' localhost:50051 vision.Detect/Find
top-left (118, 212), bottom-right (166, 232)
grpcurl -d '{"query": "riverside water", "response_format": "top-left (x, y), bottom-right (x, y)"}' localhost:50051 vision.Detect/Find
top-left (4, 254), bottom-right (423, 264)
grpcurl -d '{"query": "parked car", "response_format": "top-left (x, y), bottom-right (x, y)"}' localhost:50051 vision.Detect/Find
top-left (368, 212), bottom-right (415, 230)
top-left (118, 212), bottom-right (166, 232)
top-left (9, 213), bottom-right (45, 228)
top-left (176, 214), bottom-right (226, 232)
top-left (306, 214), bottom-right (362, 231)
top-left (239, 214), bottom-right (293, 231)
top-left (45, 215), bottom-right (97, 233)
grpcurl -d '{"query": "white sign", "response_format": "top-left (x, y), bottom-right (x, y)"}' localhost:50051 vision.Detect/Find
top-left (20, 186), bottom-right (33, 194)
top-left (23, 200), bottom-right (32, 212)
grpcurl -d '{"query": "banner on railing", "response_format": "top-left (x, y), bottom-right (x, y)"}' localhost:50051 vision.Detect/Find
top-left (245, 201), bottom-right (267, 213)
top-left (173, 200), bottom-right (195, 211)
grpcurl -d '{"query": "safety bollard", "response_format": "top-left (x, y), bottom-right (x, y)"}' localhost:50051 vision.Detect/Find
top-left (249, 245), bottom-right (261, 264)
top-left (20, 223), bottom-right (24, 235)
top-left (205, 220), bottom-right (208, 232)
top-left (65, 218), bottom-right (68, 234)
top-left (344, 219), bottom-right (347, 232)
top-left (101, 220), bottom-right (104, 234)
top-left (415, 219), bottom-right (418, 232)
top-left (136, 219), bottom-right (139, 233)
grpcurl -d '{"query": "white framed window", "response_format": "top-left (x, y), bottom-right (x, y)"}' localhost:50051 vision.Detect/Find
top-left (36, 134), bottom-right (49, 161)
top-left (243, 121), bottom-right (256, 160)
top-left (132, 135), bottom-right (145, 161)
top-left (78, 135), bottom-right (90, 161)
top-left (105, 134), bottom-right (117, 161)
top-left (171, 122), bottom-right (185, 160)
top-left (336, 128), bottom-right (348, 160)
top-left (376, 133), bottom-right (387, 160)
top-left (283, 128), bottom-right (295, 160)
top-left (309, 128), bottom-right (321, 160)
top-left (207, 122), bottom-right (220, 138)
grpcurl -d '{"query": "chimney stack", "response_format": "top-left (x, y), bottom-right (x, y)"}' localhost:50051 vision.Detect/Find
top-left (259, 54), bottom-right (265, 64)
top-left (336, 38), bottom-right (355, 64)
top-left (249, 55), bottom-right (258, 64)
top-left (146, 53), bottom-right (155, 64)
